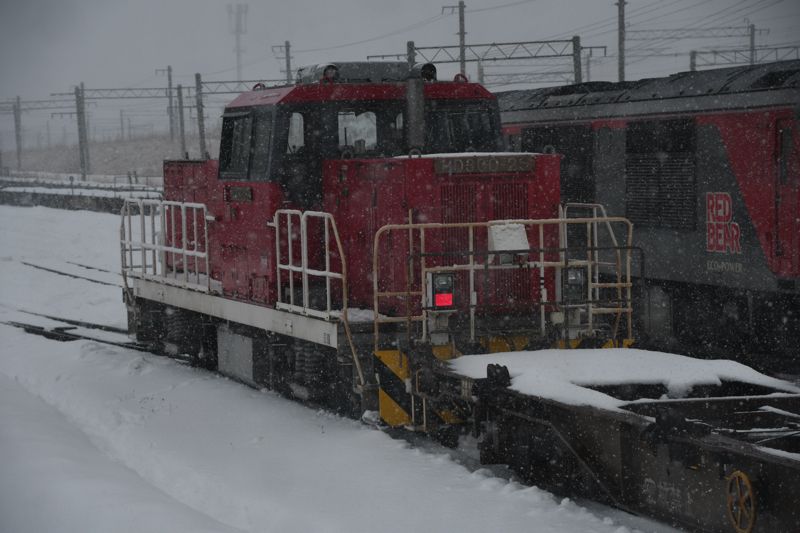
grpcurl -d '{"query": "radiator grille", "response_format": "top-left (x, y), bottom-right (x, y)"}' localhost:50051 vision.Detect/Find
top-left (491, 183), bottom-right (528, 220)
top-left (625, 153), bottom-right (696, 230)
top-left (440, 182), bottom-right (534, 308)
top-left (441, 184), bottom-right (477, 253)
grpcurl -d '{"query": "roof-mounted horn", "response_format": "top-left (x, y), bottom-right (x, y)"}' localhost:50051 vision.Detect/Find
top-left (410, 63), bottom-right (437, 82)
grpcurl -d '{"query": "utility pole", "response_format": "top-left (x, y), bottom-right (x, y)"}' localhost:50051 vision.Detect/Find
top-left (127, 117), bottom-right (132, 140)
top-left (74, 85), bottom-right (89, 180)
top-left (156, 65), bottom-right (175, 140)
top-left (271, 41), bottom-right (293, 84)
top-left (458, 1), bottom-right (466, 76)
top-left (228, 4), bottom-right (248, 81)
top-left (572, 35), bottom-right (582, 84)
top-left (749, 23), bottom-right (756, 65)
top-left (617, 0), bottom-right (626, 82)
top-left (195, 73), bottom-right (207, 158)
top-left (13, 96), bottom-right (22, 170)
top-left (284, 41), bottom-right (292, 84)
top-left (119, 110), bottom-right (124, 140)
top-left (177, 84), bottom-right (186, 157)
top-left (407, 41), bottom-right (417, 69)
top-left (442, 1), bottom-right (466, 76)
top-left (586, 54), bottom-right (591, 81)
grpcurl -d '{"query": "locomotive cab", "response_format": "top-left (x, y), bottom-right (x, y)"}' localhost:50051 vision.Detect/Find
top-left (216, 64), bottom-right (503, 209)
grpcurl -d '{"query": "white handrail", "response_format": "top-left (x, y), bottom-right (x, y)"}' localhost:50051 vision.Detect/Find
top-left (372, 212), bottom-right (635, 350)
top-left (120, 199), bottom-right (211, 293)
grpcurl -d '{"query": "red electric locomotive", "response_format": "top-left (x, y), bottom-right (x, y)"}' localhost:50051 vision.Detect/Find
top-left (498, 60), bottom-right (800, 368)
top-left (121, 61), bottom-right (635, 424)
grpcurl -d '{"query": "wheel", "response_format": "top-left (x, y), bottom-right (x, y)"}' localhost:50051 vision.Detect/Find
top-left (726, 470), bottom-right (756, 533)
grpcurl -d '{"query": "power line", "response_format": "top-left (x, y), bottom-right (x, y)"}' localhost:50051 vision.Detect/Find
top-left (466, 0), bottom-right (537, 14)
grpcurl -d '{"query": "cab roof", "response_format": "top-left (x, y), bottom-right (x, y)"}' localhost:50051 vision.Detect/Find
top-left (224, 61), bottom-right (494, 110)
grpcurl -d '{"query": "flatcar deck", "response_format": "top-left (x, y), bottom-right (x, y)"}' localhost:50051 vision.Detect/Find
top-left (446, 349), bottom-right (800, 532)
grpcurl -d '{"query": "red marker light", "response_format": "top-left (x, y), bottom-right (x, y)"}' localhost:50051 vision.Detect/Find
top-left (435, 293), bottom-right (453, 307)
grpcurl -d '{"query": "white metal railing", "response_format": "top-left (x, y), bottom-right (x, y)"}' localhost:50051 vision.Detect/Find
top-left (273, 209), bottom-right (348, 320)
top-left (561, 203), bottom-right (632, 340)
top-left (120, 199), bottom-right (212, 293)
top-left (271, 209), bottom-right (365, 387)
top-left (372, 211), bottom-right (634, 351)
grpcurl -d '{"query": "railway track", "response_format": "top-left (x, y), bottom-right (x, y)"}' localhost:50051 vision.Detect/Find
top-left (20, 261), bottom-right (122, 287)
top-left (2, 314), bottom-right (145, 351)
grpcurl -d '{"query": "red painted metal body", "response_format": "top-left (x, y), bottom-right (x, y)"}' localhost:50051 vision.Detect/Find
top-left (162, 74), bottom-right (560, 317)
top-left (322, 155), bottom-right (561, 310)
top-left (164, 159), bottom-right (283, 303)
top-left (697, 109), bottom-right (800, 278)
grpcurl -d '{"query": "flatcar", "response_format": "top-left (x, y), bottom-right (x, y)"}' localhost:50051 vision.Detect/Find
top-left (497, 61), bottom-right (800, 367)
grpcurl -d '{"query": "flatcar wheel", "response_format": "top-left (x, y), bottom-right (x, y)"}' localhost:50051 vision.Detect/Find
top-left (726, 470), bottom-right (756, 533)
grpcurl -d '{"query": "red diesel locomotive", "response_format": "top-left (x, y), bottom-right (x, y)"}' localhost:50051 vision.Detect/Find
top-left (121, 61), bottom-right (634, 419)
top-left (498, 61), bottom-right (800, 367)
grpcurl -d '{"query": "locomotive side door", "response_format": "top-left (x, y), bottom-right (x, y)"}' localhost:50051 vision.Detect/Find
top-left (775, 117), bottom-right (799, 275)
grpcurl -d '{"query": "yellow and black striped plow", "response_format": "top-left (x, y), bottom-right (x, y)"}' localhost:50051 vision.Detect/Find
top-left (374, 350), bottom-right (412, 427)
top-left (374, 349), bottom-right (465, 429)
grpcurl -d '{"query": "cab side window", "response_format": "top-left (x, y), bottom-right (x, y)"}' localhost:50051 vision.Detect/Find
top-left (287, 112), bottom-right (305, 153)
top-left (249, 111), bottom-right (273, 180)
top-left (338, 110), bottom-right (377, 154)
top-left (219, 113), bottom-right (252, 179)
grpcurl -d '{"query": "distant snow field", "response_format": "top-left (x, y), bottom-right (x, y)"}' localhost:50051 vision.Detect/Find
top-left (0, 205), bottom-right (679, 533)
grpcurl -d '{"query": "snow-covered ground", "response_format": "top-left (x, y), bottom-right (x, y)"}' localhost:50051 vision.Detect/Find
top-left (0, 205), bottom-right (683, 533)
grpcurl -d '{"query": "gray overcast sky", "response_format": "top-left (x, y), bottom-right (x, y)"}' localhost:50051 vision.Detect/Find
top-left (1, 0), bottom-right (798, 145)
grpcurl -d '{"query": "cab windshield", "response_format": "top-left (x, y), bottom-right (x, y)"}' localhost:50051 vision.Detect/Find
top-left (424, 99), bottom-right (502, 153)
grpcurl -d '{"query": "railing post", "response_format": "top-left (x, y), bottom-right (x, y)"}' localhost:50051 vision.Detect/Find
top-left (301, 214), bottom-right (309, 312)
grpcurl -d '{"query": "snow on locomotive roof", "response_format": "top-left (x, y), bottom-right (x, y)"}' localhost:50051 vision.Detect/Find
top-left (449, 348), bottom-right (800, 411)
top-left (496, 59), bottom-right (800, 111)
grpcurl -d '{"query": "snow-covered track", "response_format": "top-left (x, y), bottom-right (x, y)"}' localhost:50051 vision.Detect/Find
top-left (20, 260), bottom-right (122, 287)
top-left (2, 319), bottom-right (147, 351)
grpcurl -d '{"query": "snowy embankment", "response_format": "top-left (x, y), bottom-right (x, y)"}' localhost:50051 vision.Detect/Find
top-left (0, 205), bottom-right (675, 533)
top-left (2, 185), bottom-right (160, 199)
top-left (3, 170), bottom-right (163, 188)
